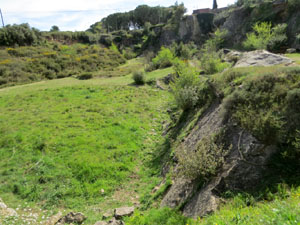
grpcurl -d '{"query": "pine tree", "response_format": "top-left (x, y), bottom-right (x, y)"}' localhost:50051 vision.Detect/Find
top-left (213, 0), bottom-right (218, 9)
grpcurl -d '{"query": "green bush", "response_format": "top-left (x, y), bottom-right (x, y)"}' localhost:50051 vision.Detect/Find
top-left (243, 22), bottom-right (272, 50)
top-left (243, 22), bottom-right (287, 51)
top-left (132, 71), bottom-right (146, 85)
top-left (77, 72), bottom-right (93, 80)
top-left (268, 24), bottom-right (288, 52)
top-left (152, 47), bottom-right (175, 69)
top-left (171, 42), bottom-right (197, 60)
top-left (171, 61), bottom-right (201, 111)
top-left (200, 52), bottom-right (230, 74)
top-left (199, 29), bottom-right (230, 74)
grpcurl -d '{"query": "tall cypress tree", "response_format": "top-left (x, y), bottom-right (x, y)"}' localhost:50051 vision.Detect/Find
top-left (213, 0), bottom-right (218, 9)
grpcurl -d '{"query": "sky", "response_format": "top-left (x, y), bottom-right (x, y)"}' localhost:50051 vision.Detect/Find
top-left (0, 0), bottom-right (237, 31)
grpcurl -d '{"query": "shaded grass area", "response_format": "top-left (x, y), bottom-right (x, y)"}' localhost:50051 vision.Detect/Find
top-left (0, 81), bottom-right (171, 216)
top-left (0, 67), bottom-right (173, 96)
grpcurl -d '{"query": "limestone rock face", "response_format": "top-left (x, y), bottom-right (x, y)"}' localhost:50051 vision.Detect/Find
top-left (234, 50), bottom-right (293, 67)
top-left (161, 99), bottom-right (277, 218)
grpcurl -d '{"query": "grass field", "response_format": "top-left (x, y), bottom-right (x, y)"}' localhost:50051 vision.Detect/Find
top-left (0, 67), bottom-right (173, 224)
top-left (1, 54), bottom-right (299, 225)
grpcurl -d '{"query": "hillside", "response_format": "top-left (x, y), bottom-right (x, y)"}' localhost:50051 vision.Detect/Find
top-left (0, 0), bottom-right (300, 225)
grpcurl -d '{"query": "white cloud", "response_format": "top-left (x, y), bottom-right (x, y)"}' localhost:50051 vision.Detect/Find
top-left (1, 0), bottom-right (237, 31)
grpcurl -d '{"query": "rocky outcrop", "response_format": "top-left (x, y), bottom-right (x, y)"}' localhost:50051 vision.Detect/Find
top-left (161, 100), bottom-right (277, 218)
top-left (234, 50), bottom-right (294, 67)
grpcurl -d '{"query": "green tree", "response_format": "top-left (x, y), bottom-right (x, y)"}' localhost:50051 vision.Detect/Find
top-left (213, 0), bottom-right (218, 9)
top-left (50, 25), bottom-right (59, 32)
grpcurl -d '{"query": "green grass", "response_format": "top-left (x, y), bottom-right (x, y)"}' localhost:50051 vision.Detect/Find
top-left (196, 187), bottom-right (300, 225)
top-left (285, 53), bottom-right (300, 65)
top-left (0, 67), bottom-right (173, 224)
top-left (125, 187), bottom-right (300, 225)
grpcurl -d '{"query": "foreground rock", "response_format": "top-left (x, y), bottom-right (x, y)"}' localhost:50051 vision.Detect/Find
top-left (161, 101), bottom-right (277, 218)
top-left (114, 206), bottom-right (134, 219)
top-left (57, 212), bottom-right (86, 224)
top-left (234, 50), bottom-right (293, 67)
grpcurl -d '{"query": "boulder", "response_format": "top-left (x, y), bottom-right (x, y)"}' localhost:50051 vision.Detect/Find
top-left (57, 212), bottom-right (86, 224)
top-left (234, 50), bottom-right (293, 68)
top-left (114, 206), bottom-right (134, 219)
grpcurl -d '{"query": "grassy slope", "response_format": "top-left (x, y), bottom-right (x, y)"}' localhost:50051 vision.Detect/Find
top-left (1, 54), bottom-right (299, 225)
top-left (0, 67), bottom-right (173, 224)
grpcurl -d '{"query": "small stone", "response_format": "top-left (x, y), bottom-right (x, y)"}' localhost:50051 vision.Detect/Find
top-left (57, 212), bottom-right (86, 224)
top-left (108, 217), bottom-right (124, 225)
top-left (94, 221), bottom-right (108, 225)
top-left (114, 206), bottom-right (134, 219)
top-left (102, 209), bottom-right (113, 219)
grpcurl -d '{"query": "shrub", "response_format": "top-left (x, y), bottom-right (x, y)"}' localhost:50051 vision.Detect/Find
top-left (199, 29), bottom-right (230, 74)
top-left (171, 41), bottom-right (197, 60)
top-left (200, 52), bottom-right (230, 74)
top-left (176, 133), bottom-right (230, 179)
top-left (152, 47), bottom-right (175, 69)
top-left (77, 72), bottom-right (93, 80)
top-left (171, 61), bottom-right (201, 111)
top-left (243, 22), bottom-right (272, 50)
top-left (132, 71), bottom-right (146, 85)
top-left (268, 24), bottom-right (288, 52)
top-left (243, 22), bottom-right (287, 51)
